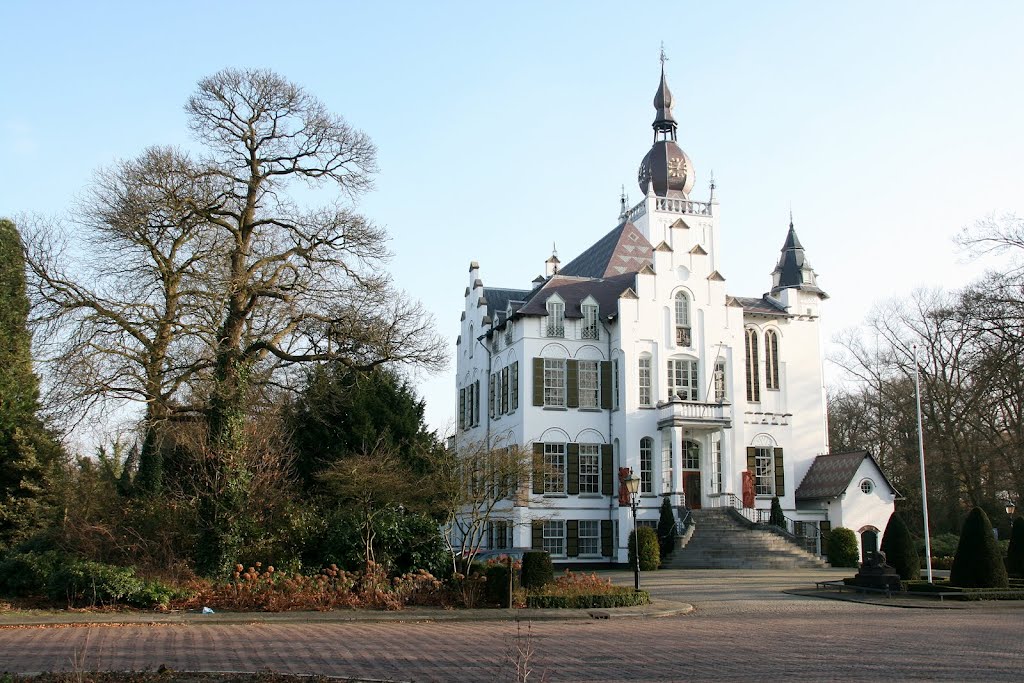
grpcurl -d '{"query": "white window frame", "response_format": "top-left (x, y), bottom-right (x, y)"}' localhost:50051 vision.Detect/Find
top-left (578, 520), bottom-right (600, 556)
top-left (546, 300), bottom-right (565, 337)
top-left (668, 358), bottom-right (699, 402)
top-left (714, 359), bottom-right (727, 402)
top-left (661, 431), bottom-right (672, 494)
top-left (581, 303), bottom-right (600, 340)
top-left (543, 358), bottom-right (565, 407)
top-left (711, 436), bottom-right (723, 494)
top-left (579, 444), bottom-right (600, 494)
top-left (544, 442), bottom-right (566, 494)
top-left (754, 446), bottom-right (774, 496)
top-left (682, 439), bottom-right (700, 470)
top-left (638, 356), bottom-right (652, 407)
top-left (745, 328), bottom-right (760, 403)
top-left (765, 329), bottom-right (780, 391)
top-left (578, 360), bottom-right (599, 409)
top-left (640, 437), bottom-right (653, 494)
top-left (543, 520), bottom-right (565, 556)
top-left (674, 292), bottom-right (692, 347)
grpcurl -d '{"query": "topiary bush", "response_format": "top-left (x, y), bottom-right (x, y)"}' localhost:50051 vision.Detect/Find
top-left (1006, 517), bottom-right (1024, 578)
top-left (769, 496), bottom-right (786, 528)
top-left (484, 562), bottom-right (513, 607)
top-left (826, 527), bottom-right (859, 568)
top-left (880, 512), bottom-right (920, 580)
top-left (656, 497), bottom-right (677, 560)
top-left (521, 551), bottom-right (554, 589)
top-left (950, 507), bottom-right (1009, 588)
top-left (628, 526), bottom-right (660, 571)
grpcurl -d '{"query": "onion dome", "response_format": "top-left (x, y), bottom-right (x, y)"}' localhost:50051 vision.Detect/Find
top-left (637, 65), bottom-right (695, 198)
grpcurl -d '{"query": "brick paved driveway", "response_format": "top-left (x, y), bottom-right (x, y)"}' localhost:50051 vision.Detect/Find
top-left (0, 570), bottom-right (1020, 682)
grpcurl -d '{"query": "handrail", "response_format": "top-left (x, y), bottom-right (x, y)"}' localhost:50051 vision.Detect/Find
top-left (704, 493), bottom-right (823, 556)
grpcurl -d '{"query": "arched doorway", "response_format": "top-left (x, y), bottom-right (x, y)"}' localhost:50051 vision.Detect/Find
top-left (681, 439), bottom-right (701, 509)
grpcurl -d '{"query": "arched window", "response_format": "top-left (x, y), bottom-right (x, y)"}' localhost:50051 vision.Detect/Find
top-left (640, 437), bottom-right (653, 493)
top-left (765, 329), bottom-right (780, 390)
top-left (469, 324), bottom-right (474, 358)
top-left (674, 292), bottom-right (691, 347)
top-left (744, 328), bottom-right (760, 402)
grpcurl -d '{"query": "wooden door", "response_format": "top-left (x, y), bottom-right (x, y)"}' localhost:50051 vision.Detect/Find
top-left (683, 471), bottom-right (702, 509)
top-left (861, 529), bottom-right (878, 563)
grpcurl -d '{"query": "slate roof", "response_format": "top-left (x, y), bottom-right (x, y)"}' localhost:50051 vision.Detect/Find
top-left (770, 221), bottom-right (829, 298)
top-left (559, 222), bottom-right (653, 278)
top-left (795, 450), bottom-right (899, 501)
top-left (728, 295), bottom-right (789, 317)
top-left (516, 272), bottom-right (637, 320)
top-left (481, 287), bottom-right (532, 322)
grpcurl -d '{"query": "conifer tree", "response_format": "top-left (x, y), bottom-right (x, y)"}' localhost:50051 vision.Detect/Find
top-left (880, 511), bottom-right (920, 580)
top-left (950, 506), bottom-right (1009, 588)
top-left (656, 497), bottom-right (677, 559)
top-left (0, 219), bottom-right (62, 547)
top-left (1006, 516), bottom-right (1024, 577)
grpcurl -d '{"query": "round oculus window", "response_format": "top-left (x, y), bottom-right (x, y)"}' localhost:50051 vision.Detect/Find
top-left (860, 479), bottom-right (874, 495)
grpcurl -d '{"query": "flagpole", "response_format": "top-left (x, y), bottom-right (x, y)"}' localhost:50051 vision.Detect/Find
top-left (912, 343), bottom-right (934, 583)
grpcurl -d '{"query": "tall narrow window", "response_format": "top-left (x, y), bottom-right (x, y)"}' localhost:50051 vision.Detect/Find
top-left (661, 431), bottom-right (672, 494)
top-left (581, 303), bottom-right (599, 340)
top-left (543, 443), bottom-right (566, 494)
top-left (745, 328), bottom-right (760, 402)
top-left (504, 321), bottom-right (513, 346)
top-left (765, 329), bottom-right (780, 390)
top-left (638, 356), bottom-right (652, 407)
top-left (578, 444), bottom-right (600, 494)
top-left (714, 359), bottom-right (727, 402)
top-left (543, 359), bottom-right (565, 407)
top-left (667, 359), bottom-right (698, 401)
top-left (458, 387), bottom-right (466, 430)
top-left (578, 520), bottom-right (600, 556)
top-left (674, 292), bottom-right (691, 347)
top-left (500, 366), bottom-right (510, 414)
top-left (578, 360), bottom-right (599, 408)
top-left (511, 362), bottom-right (519, 411)
top-left (469, 325), bottom-right (474, 357)
top-left (546, 301), bottom-right (564, 337)
top-left (711, 436), bottom-right (723, 494)
top-left (640, 437), bottom-right (653, 494)
top-left (543, 520), bottom-right (565, 556)
top-left (612, 359), bottom-right (620, 410)
top-left (754, 446), bottom-right (774, 495)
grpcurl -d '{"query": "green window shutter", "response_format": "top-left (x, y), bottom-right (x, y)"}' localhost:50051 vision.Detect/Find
top-left (532, 358), bottom-right (544, 406)
top-left (532, 521), bottom-right (543, 550)
top-left (774, 447), bottom-right (785, 496)
top-left (512, 362), bottom-right (520, 411)
top-left (746, 446), bottom-right (756, 472)
top-left (600, 360), bottom-right (612, 409)
top-left (458, 388), bottom-right (466, 430)
top-left (488, 376), bottom-right (495, 418)
top-left (567, 520), bottom-right (579, 557)
top-left (601, 444), bottom-right (613, 495)
top-left (601, 519), bottom-right (613, 557)
top-left (567, 444), bottom-right (580, 495)
top-left (474, 381), bottom-right (480, 425)
top-left (566, 360), bottom-right (579, 408)
top-left (532, 443), bottom-right (544, 494)
top-left (819, 520), bottom-right (832, 551)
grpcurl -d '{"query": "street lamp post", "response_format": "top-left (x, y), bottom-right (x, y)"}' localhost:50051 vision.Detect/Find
top-left (625, 472), bottom-right (641, 592)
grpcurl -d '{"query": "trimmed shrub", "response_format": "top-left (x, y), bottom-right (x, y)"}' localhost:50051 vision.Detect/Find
top-left (827, 527), bottom-right (859, 568)
top-left (1006, 516), bottom-right (1024, 578)
top-left (526, 589), bottom-right (649, 609)
top-left (521, 551), bottom-right (553, 589)
top-left (880, 512), bottom-right (920, 580)
top-left (484, 562), bottom-right (513, 607)
top-left (769, 497), bottom-right (786, 528)
top-left (657, 497), bottom-right (677, 560)
top-left (950, 507), bottom-right (1009, 588)
top-left (628, 526), bottom-right (660, 571)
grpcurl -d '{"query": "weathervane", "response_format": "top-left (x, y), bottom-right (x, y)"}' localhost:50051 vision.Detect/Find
top-left (660, 42), bottom-right (669, 68)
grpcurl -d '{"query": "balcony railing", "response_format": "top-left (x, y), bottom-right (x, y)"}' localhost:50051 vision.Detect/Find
top-left (545, 324), bottom-right (564, 338)
top-left (581, 325), bottom-right (599, 340)
top-left (624, 197), bottom-right (714, 222)
top-left (657, 399), bottom-right (732, 429)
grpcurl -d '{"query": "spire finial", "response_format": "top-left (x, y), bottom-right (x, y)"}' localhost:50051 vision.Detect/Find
top-left (789, 203), bottom-right (794, 228)
top-left (659, 42), bottom-right (668, 69)
top-left (709, 170), bottom-right (716, 202)
top-left (619, 185), bottom-right (627, 218)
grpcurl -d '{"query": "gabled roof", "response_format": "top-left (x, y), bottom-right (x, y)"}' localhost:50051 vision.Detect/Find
top-left (728, 295), bottom-right (788, 317)
top-left (516, 272), bottom-right (636, 320)
top-left (795, 450), bottom-right (900, 501)
top-left (481, 287), bottom-right (532, 321)
top-left (559, 221), bottom-right (653, 279)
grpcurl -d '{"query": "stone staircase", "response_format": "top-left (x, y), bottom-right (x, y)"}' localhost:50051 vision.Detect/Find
top-left (664, 508), bottom-right (829, 569)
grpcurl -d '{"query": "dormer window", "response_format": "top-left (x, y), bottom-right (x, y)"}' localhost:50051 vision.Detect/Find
top-left (674, 292), bottom-right (691, 347)
top-left (546, 300), bottom-right (565, 337)
top-left (581, 302), bottom-right (599, 340)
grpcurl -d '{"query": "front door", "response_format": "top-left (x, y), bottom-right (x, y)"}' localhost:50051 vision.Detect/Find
top-left (683, 471), bottom-right (702, 509)
top-left (861, 529), bottom-right (878, 563)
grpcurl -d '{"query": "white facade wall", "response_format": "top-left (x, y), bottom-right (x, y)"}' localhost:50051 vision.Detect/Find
top-left (825, 459), bottom-right (898, 557)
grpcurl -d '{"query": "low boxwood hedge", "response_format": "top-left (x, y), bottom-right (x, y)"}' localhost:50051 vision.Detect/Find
top-left (902, 579), bottom-right (1024, 600)
top-left (526, 589), bottom-right (650, 609)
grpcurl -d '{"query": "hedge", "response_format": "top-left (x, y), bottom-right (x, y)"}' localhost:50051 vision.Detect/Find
top-left (521, 551), bottom-right (554, 589)
top-left (827, 527), bottom-right (859, 568)
top-left (526, 589), bottom-right (650, 609)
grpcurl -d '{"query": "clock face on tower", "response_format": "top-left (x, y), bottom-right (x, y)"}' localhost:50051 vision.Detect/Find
top-left (667, 155), bottom-right (687, 179)
top-left (637, 158), bottom-right (652, 189)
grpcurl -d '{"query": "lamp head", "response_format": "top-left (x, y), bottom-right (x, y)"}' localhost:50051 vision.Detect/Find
top-left (625, 472), bottom-right (641, 495)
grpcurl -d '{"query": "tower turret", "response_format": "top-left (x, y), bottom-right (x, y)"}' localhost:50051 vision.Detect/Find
top-left (770, 216), bottom-right (827, 298)
top-left (637, 55), bottom-right (695, 198)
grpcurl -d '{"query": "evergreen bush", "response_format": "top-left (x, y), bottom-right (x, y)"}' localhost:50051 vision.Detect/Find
top-left (484, 562), bottom-right (513, 607)
top-left (656, 498), bottom-right (677, 559)
top-left (47, 559), bottom-right (144, 607)
top-left (628, 526), bottom-right (660, 571)
top-left (1007, 517), bottom-right (1024, 578)
top-left (769, 497), bottom-right (786, 528)
top-left (827, 527), bottom-right (859, 568)
top-left (880, 512), bottom-right (920, 580)
top-left (950, 507), bottom-right (1009, 588)
top-left (0, 549), bottom-right (63, 596)
top-left (521, 551), bottom-right (553, 589)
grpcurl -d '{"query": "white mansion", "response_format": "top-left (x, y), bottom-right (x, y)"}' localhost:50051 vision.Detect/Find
top-left (454, 66), bottom-right (896, 564)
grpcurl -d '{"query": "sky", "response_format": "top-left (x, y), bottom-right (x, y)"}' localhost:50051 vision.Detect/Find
top-left (2, 1), bottom-right (1022, 447)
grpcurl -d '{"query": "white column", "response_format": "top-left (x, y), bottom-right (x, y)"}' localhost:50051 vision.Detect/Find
top-left (671, 425), bottom-right (684, 507)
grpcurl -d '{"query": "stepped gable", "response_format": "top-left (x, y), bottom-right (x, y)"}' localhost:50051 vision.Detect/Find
top-left (795, 450), bottom-right (898, 501)
top-left (728, 295), bottom-right (789, 317)
top-left (558, 221), bottom-right (654, 278)
top-left (516, 272), bottom-right (636, 320)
